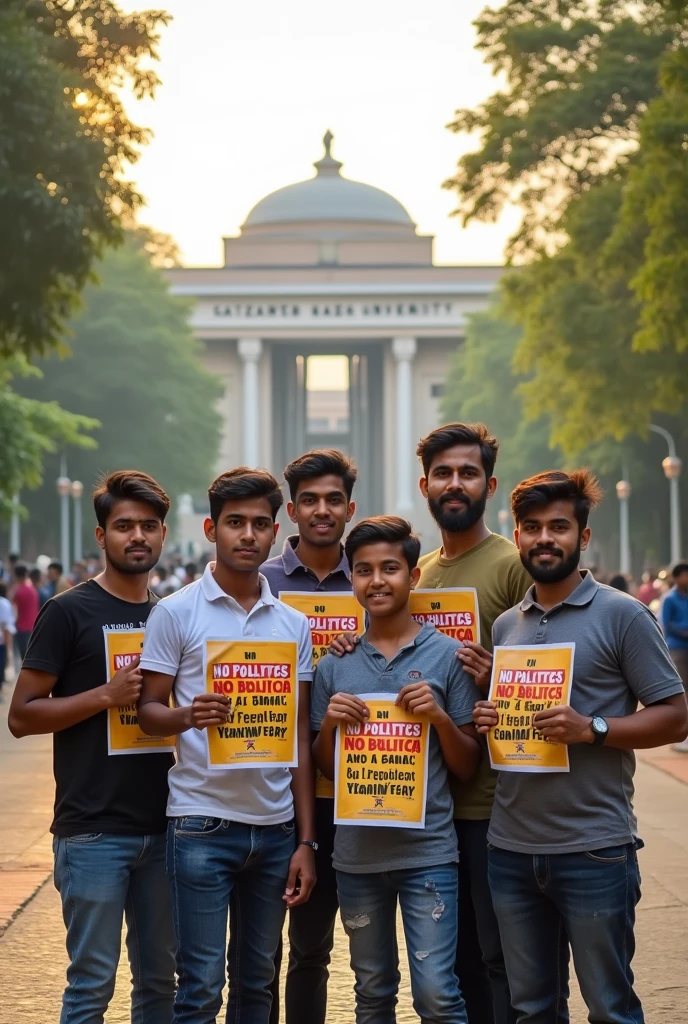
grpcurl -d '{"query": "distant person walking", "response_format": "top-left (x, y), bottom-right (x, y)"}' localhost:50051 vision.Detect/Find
top-left (0, 582), bottom-right (15, 689)
top-left (13, 564), bottom-right (39, 661)
top-left (39, 562), bottom-right (71, 607)
top-left (662, 562), bottom-right (688, 752)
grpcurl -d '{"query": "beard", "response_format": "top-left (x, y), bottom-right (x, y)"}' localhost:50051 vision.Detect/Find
top-left (106, 547), bottom-right (158, 576)
top-left (521, 542), bottom-right (581, 584)
top-left (428, 485), bottom-right (488, 533)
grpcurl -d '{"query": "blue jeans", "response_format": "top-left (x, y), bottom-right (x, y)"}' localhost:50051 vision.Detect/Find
top-left (168, 816), bottom-right (296, 1024)
top-left (53, 832), bottom-right (175, 1024)
top-left (337, 863), bottom-right (467, 1024)
top-left (455, 819), bottom-right (516, 1024)
top-left (488, 842), bottom-right (644, 1024)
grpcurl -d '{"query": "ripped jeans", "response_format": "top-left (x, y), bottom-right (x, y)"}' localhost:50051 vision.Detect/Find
top-left (336, 864), bottom-right (467, 1024)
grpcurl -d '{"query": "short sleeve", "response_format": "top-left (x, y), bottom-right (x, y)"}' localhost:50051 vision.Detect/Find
top-left (620, 606), bottom-right (684, 705)
top-left (139, 604), bottom-right (184, 676)
top-left (310, 657), bottom-right (335, 731)
top-left (0, 599), bottom-right (15, 632)
top-left (445, 654), bottom-right (481, 726)
top-left (297, 614), bottom-right (313, 683)
top-left (22, 600), bottom-right (74, 678)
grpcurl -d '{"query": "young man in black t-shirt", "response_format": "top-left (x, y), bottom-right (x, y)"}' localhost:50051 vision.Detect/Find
top-left (9, 471), bottom-right (176, 1024)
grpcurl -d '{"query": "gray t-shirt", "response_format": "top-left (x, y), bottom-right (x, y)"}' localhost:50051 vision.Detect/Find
top-left (489, 572), bottom-right (685, 855)
top-left (311, 621), bottom-right (480, 874)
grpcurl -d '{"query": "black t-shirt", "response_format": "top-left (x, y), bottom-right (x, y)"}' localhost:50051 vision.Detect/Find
top-left (23, 580), bottom-right (173, 837)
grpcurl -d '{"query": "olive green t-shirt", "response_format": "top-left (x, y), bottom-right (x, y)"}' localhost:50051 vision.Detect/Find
top-left (418, 532), bottom-right (532, 820)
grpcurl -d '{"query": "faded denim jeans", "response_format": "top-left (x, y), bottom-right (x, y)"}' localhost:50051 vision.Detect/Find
top-left (168, 816), bottom-right (295, 1024)
top-left (337, 863), bottom-right (467, 1024)
top-left (53, 832), bottom-right (175, 1024)
top-left (488, 842), bottom-right (644, 1024)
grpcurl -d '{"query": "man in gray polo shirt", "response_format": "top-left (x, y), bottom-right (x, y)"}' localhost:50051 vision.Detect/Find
top-left (474, 469), bottom-right (688, 1024)
top-left (312, 516), bottom-right (482, 1023)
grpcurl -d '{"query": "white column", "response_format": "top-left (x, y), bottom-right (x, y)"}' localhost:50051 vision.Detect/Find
top-left (238, 338), bottom-right (262, 467)
top-left (392, 337), bottom-right (417, 517)
top-left (9, 494), bottom-right (21, 555)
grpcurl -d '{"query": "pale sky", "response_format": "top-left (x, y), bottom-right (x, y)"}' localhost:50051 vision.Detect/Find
top-left (121, 0), bottom-right (519, 268)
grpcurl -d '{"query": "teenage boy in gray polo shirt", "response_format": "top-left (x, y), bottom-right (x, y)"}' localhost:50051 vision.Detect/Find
top-left (261, 449), bottom-right (357, 1024)
top-left (474, 469), bottom-right (688, 1024)
top-left (312, 516), bottom-right (481, 1024)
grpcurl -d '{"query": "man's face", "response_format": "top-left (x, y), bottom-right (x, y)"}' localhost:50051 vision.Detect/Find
top-left (47, 567), bottom-right (59, 583)
top-left (204, 497), bottom-right (278, 573)
top-left (287, 475), bottom-right (354, 549)
top-left (350, 541), bottom-right (419, 618)
top-left (676, 570), bottom-right (688, 593)
top-left (420, 444), bottom-right (496, 533)
top-left (96, 500), bottom-right (166, 576)
top-left (515, 500), bottom-right (590, 584)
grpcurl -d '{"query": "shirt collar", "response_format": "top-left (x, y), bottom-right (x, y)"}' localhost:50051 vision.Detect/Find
top-left (199, 562), bottom-right (275, 606)
top-left (280, 534), bottom-right (351, 581)
top-left (520, 569), bottom-right (599, 613)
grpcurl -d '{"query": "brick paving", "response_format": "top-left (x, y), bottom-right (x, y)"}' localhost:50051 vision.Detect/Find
top-left (1, 679), bottom-right (687, 1022)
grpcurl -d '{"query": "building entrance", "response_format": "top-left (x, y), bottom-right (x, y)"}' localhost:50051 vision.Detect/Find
top-left (271, 343), bottom-right (384, 519)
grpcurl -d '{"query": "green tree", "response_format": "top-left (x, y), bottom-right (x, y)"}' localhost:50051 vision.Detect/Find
top-left (16, 233), bottom-right (222, 553)
top-left (440, 306), bottom-right (561, 497)
top-left (0, 0), bottom-right (170, 359)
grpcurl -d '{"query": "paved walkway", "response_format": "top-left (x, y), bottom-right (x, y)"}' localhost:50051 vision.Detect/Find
top-left (1, 678), bottom-right (687, 1022)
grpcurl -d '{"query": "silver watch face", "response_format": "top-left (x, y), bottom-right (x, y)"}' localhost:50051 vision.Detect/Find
top-left (592, 716), bottom-right (608, 735)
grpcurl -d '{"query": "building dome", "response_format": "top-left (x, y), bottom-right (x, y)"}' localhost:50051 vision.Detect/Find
top-left (243, 132), bottom-right (414, 229)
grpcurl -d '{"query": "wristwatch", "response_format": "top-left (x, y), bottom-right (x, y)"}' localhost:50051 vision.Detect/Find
top-left (590, 716), bottom-right (609, 745)
top-left (300, 840), bottom-right (319, 851)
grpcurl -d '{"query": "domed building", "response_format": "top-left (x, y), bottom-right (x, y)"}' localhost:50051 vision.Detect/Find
top-left (167, 134), bottom-right (502, 537)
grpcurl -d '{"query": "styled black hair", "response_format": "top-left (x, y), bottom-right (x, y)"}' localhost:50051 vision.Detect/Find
top-left (416, 422), bottom-right (499, 479)
top-left (345, 515), bottom-right (421, 572)
top-left (672, 562), bottom-right (688, 578)
top-left (608, 574), bottom-right (630, 593)
top-left (208, 467), bottom-right (283, 524)
top-left (14, 564), bottom-right (28, 580)
top-left (93, 471), bottom-right (170, 529)
top-left (284, 449), bottom-right (358, 501)
top-left (511, 469), bottom-right (603, 531)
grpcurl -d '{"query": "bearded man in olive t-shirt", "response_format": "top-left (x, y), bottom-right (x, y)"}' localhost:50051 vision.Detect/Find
top-left (416, 422), bottom-right (531, 1024)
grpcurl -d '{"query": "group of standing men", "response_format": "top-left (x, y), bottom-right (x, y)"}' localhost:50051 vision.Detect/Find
top-left (8, 422), bottom-right (688, 1024)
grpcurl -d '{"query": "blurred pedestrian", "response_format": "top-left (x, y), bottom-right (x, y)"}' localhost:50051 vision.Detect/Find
top-left (0, 582), bottom-right (15, 688)
top-left (39, 562), bottom-right (70, 606)
top-left (637, 571), bottom-right (657, 606)
top-left (662, 562), bottom-right (688, 751)
top-left (182, 561), bottom-right (198, 586)
top-left (12, 564), bottom-right (39, 662)
top-left (609, 574), bottom-right (630, 594)
top-left (151, 565), bottom-right (179, 598)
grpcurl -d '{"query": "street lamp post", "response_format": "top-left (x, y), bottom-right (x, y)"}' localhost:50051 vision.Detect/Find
top-left (56, 474), bottom-right (72, 570)
top-left (615, 479), bottom-right (632, 576)
top-left (649, 424), bottom-right (683, 564)
top-left (71, 481), bottom-right (84, 564)
top-left (9, 493), bottom-right (21, 555)
top-left (497, 506), bottom-right (510, 539)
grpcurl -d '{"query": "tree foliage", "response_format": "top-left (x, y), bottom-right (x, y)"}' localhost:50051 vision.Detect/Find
top-left (0, 0), bottom-right (170, 358)
top-left (15, 232), bottom-right (222, 549)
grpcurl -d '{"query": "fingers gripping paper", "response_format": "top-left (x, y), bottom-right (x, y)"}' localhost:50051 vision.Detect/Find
top-left (205, 639), bottom-right (298, 769)
top-left (334, 694), bottom-right (430, 828)
top-left (279, 591), bottom-right (366, 799)
top-left (487, 643), bottom-right (575, 773)
top-left (104, 629), bottom-right (175, 755)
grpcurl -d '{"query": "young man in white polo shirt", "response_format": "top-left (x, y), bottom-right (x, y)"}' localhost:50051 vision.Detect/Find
top-left (138, 468), bottom-right (316, 1024)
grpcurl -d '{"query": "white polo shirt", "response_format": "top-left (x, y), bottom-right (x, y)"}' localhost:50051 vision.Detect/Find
top-left (140, 563), bottom-right (312, 824)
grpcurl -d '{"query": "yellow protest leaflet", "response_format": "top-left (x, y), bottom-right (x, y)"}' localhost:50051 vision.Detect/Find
top-left (278, 591), bottom-right (365, 666)
top-left (487, 643), bottom-right (576, 773)
top-left (279, 591), bottom-right (366, 799)
top-left (205, 639), bottom-right (298, 770)
top-left (334, 693), bottom-right (429, 828)
top-left (104, 629), bottom-right (175, 756)
top-left (410, 588), bottom-right (480, 644)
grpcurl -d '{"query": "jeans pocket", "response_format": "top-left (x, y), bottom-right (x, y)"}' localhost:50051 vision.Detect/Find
top-left (66, 833), bottom-right (104, 844)
top-left (280, 819), bottom-right (296, 834)
top-left (584, 845), bottom-right (628, 864)
top-left (175, 816), bottom-right (225, 836)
